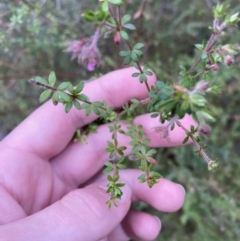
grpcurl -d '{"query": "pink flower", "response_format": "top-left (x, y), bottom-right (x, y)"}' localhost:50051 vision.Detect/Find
top-left (64, 28), bottom-right (101, 71)
top-left (64, 39), bottom-right (89, 60)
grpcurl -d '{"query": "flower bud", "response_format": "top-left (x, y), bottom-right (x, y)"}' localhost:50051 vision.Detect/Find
top-left (194, 81), bottom-right (209, 93)
top-left (212, 63), bottom-right (219, 71)
top-left (114, 31), bottom-right (121, 45)
top-left (224, 55), bottom-right (234, 66)
top-left (198, 124), bottom-right (211, 137)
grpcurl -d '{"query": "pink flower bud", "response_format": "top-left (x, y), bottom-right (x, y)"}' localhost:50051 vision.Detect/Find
top-left (194, 81), bottom-right (209, 93)
top-left (212, 63), bottom-right (219, 71)
top-left (114, 31), bottom-right (121, 45)
top-left (224, 55), bottom-right (234, 66)
top-left (133, 10), bottom-right (142, 19)
top-left (198, 124), bottom-right (211, 136)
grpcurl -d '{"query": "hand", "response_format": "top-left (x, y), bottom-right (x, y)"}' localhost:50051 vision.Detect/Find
top-left (0, 68), bottom-right (194, 241)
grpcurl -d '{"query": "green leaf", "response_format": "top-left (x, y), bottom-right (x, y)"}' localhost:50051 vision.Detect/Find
top-left (48, 71), bottom-right (56, 87)
top-left (120, 30), bottom-right (128, 40)
top-left (92, 104), bottom-right (100, 115)
top-left (132, 72), bottom-right (140, 77)
top-left (101, 1), bottom-right (108, 12)
top-left (133, 43), bottom-right (144, 49)
top-left (151, 113), bottom-right (159, 118)
top-left (139, 74), bottom-right (147, 83)
top-left (58, 92), bottom-right (71, 102)
top-left (130, 98), bottom-right (139, 103)
top-left (123, 55), bottom-right (132, 65)
top-left (76, 94), bottom-right (89, 102)
top-left (85, 106), bottom-right (92, 116)
top-left (39, 89), bottom-right (52, 103)
top-left (105, 161), bottom-right (113, 167)
top-left (65, 101), bottom-right (73, 113)
top-left (144, 70), bottom-right (153, 76)
top-left (117, 163), bottom-right (126, 169)
top-left (35, 76), bottom-right (48, 85)
top-left (182, 136), bottom-right (189, 144)
top-left (121, 14), bottom-right (131, 24)
top-left (107, 175), bottom-right (113, 182)
top-left (113, 175), bottom-right (120, 182)
top-left (52, 92), bottom-right (59, 105)
top-left (119, 50), bottom-right (130, 56)
top-left (103, 166), bottom-right (113, 174)
top-left (195, 44), bottom-right (204, 51)
top-left (123, 23), bottom-right (136, 30)
top-left (58, 82), bottom-right (70, 91)
top-left (73, 99), bottom-right (81, 110)
top-left (75, 82), bottom-right (84, 93)
top-left (131, 51), bottom-right (138, 61)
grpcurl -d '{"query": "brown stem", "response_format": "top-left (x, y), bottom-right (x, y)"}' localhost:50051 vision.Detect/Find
top-left (176, 120), bottom-right (212, 164)
top-left (124, 40), bottom-right (150, 92)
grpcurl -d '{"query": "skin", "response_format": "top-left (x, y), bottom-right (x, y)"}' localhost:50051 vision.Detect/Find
top-left (0, 67), bottom-right (195, 241)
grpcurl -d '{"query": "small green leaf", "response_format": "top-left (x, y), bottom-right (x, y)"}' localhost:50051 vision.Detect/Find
top-left (107, 175), bottom-right (113, 182)
top-left (52, 92), bottom-right (59, 105)
top-left (182, 136), bottom-right (189, 144)
top-left (123, 55), bottom-right (132, 65)
top-left (35, 76), bottom-right (48, 85)
top-left (130, 98), bottom-right (139, 103)
top-left (120, 30), bottom-right (129, 40)
top-left (117, 163), bottom-right (126, 169)
top-left (139, 74), bottom-right (147, 83)
top-left (58, 82), bottom-right (70, 91)
top-left (58, 92), bottom-right (71, 102)
top-left (48, 71), bottom-right (56, 87)
top-left (105, 162), bottom-right (113, 167)
top-left (121, 14), bottom-right (131, 24)
top-left (131, 51), bottom-right (138, 61)
top-left (85, 106), bottom-right (92, 116)
top-left (65, 101), bottom-right (73, 113)
top-left (73, 99), bottom-right (81, 110)
top-left (76, 94), bottom-right (89, 102)
top-left (133, 43), bottom-right (144, 49)
top-left (92, 105), bottom-right (100, 115)
top-left (75, 82), bottom-right (84, 93)
top-left (119, 50), bottom-right (130, 56)
top-left (103, 166), bottom-right (113, 174)
top-left (123, 23), bottom-right (136, 30)
top-left (144, 70), bottom-right (153, 76)
top-left (39, 89), bottom-right (52, 103)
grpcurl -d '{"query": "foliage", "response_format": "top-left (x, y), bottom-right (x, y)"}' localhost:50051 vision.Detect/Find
top-left (1, 0), bottom-right (240, 240)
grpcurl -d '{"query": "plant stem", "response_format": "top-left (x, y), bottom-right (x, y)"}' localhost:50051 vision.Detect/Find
top-left (124, 40), bottom-right (150, 92)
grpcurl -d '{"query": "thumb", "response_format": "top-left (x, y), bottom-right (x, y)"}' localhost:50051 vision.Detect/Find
top-left (0, 183), bottom-right (132, 241)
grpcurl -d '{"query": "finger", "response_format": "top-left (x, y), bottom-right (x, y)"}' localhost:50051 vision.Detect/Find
top-left (52, 114), bottom-right (196, 187)
top-left (108, 210), bottom-right (161, 241)
top-left (94, 170), bottom-right (185, 213)
top-left (2, 67), bottom-right (156, 159)
top-left (0, 183), bottom-right (132, 241)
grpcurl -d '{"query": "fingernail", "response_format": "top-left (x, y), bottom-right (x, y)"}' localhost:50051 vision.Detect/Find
top-left (154, 216), bottom-right (162, 229)
top-left (177, 184), bottom-right (186, 195)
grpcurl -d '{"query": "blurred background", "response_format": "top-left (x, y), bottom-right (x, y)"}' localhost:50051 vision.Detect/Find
top-left (1, 0), bottom-right (240, 240)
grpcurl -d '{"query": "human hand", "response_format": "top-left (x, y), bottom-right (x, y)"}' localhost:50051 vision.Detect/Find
top-left (0, 68), bottom-right (195, 241)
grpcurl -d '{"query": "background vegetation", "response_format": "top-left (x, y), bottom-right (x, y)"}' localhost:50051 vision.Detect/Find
top-left (1, 0), bottom-right (240, 240)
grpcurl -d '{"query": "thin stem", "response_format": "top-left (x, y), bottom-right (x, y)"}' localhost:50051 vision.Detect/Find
top-left (124, 40), bottom-right (150, 92)
top-left (108, 5), bottom-right (118, 26)
top-left (187, 32), bottom-right (218, 75)
top-left (176, 121), bottom-right (212, 164)
top-left (29, 78), bottom-right (108, 111)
